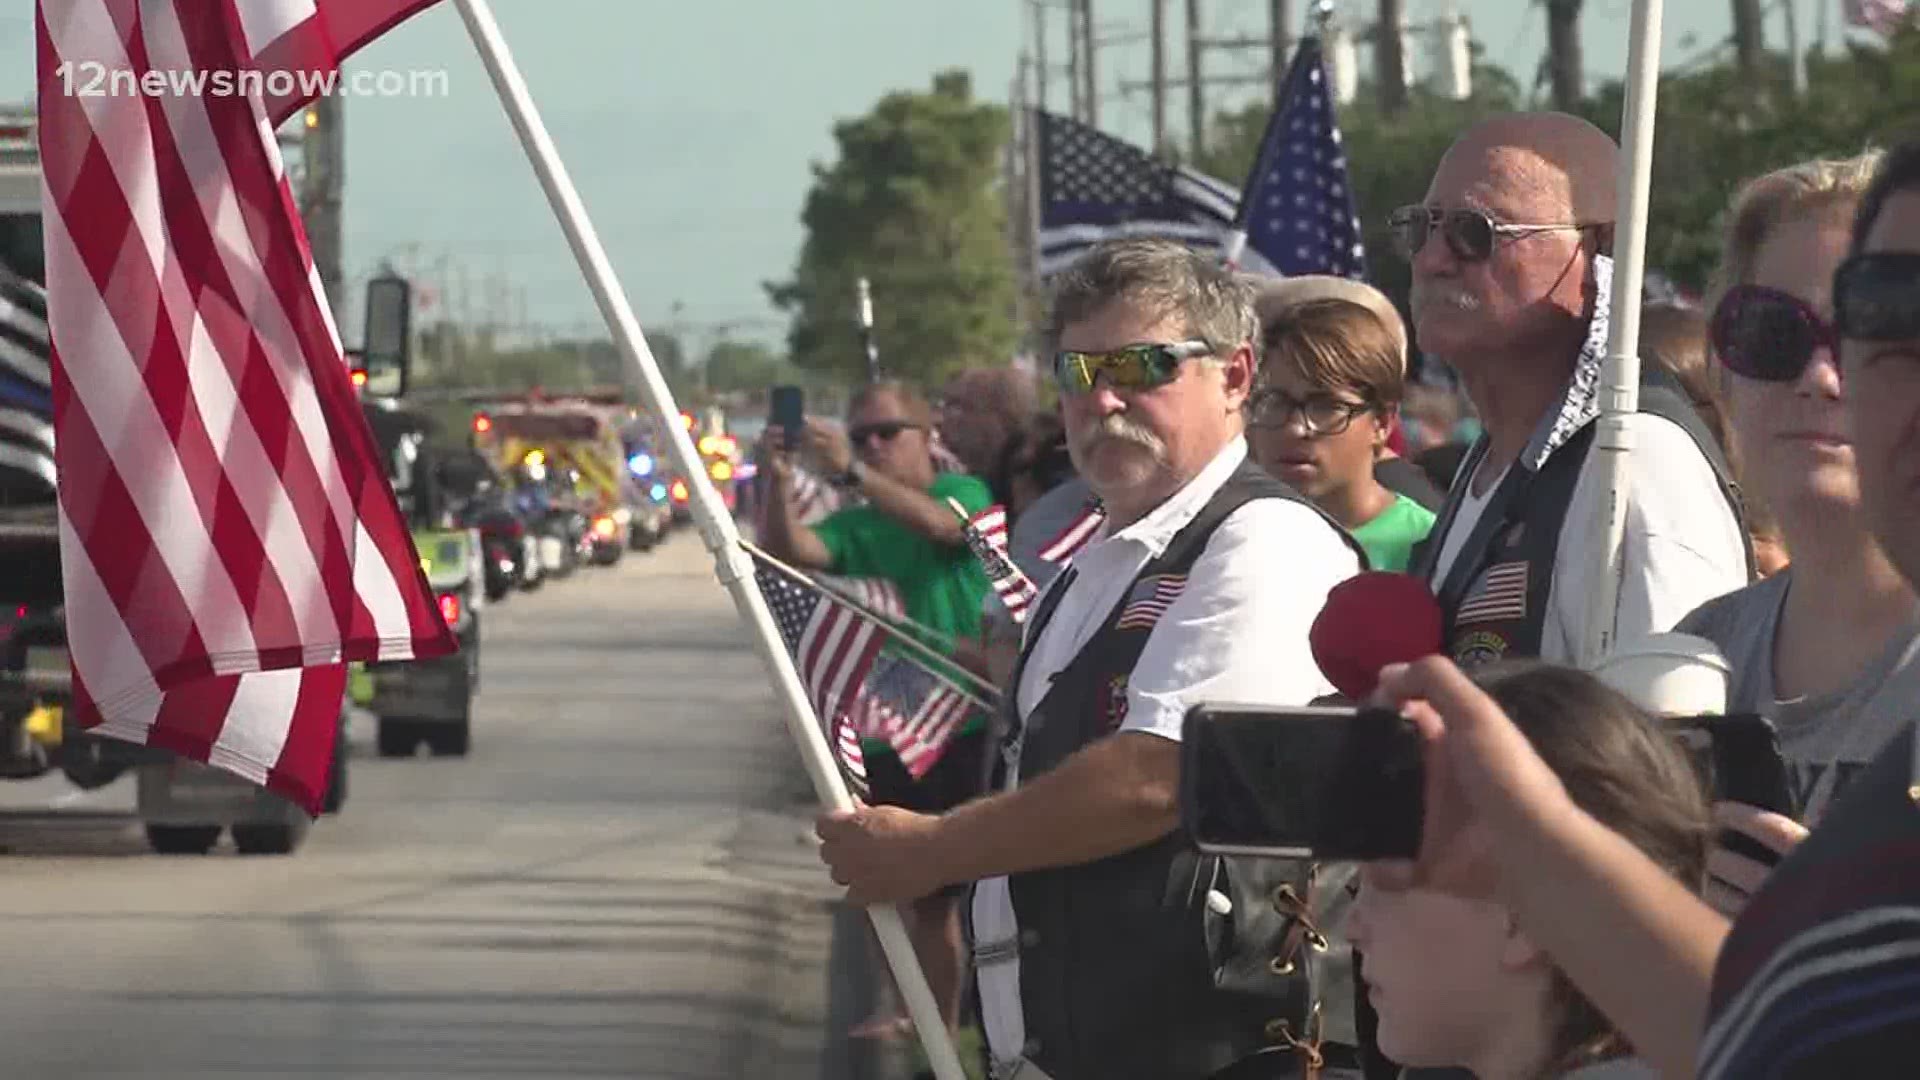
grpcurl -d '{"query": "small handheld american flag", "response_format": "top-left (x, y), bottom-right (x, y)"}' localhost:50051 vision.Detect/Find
top-left (949, 499), bottom-right (1040, 625)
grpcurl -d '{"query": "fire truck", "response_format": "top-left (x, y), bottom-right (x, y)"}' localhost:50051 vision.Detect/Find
top-left (469, 390), bottom-right (670, 563)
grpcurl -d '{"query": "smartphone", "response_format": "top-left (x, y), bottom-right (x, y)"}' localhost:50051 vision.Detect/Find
top-left (1667, 713), bottom-right (1798, 819)
top-left (1180, 703), bottom-right (1424, 861)
top-left (1669, 713), bottom-right (1799, 868)
top-left (769, 385), bottom-right (804, 445)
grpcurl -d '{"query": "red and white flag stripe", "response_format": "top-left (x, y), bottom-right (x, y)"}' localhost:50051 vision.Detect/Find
top-left (1037, 501), bottom-right (1105, 565)
top-left (239, 0), bottom-right (446, 126)
top-left (37, 0), bottom-right (453, 811)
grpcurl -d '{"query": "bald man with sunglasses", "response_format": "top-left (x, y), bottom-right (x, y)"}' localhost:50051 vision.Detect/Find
top-left (1364, 110), bottom-right (1751, 1080)
top-left (817, 240), bottom-right (1367, 1080)
top-left (1396, 113), bottom-right (1749, 670)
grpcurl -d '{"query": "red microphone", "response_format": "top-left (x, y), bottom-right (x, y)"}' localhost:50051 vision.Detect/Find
top-left (1309, 572), bottom-right (1445, 700)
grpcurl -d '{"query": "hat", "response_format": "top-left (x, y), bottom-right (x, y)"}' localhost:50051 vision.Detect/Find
top-left (1244, 274), bottom-right (1409, 374)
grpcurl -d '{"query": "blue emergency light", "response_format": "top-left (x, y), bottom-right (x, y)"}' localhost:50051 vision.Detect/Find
top-left (627, 452), bottom-right (655, 477)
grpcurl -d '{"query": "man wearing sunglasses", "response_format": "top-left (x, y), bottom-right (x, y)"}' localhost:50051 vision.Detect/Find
top-left (816, 239), bottom-right (1367, 1079)
top-left (759, 379), bottom-right (996, 1039)
top-left (1398, 112), bottom-right (1749, 671)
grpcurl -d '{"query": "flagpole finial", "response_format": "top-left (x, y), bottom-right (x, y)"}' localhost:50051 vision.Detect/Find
top-left (1310, 0), bottom-right (1337, 30)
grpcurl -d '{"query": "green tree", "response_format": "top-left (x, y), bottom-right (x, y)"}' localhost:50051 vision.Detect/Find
top-left (1197, 29), bottom-right (1920, 318)
top-left (767, 70), bottom-right (1017, 388)
top-left (703, 338), bottom-right (791, 395)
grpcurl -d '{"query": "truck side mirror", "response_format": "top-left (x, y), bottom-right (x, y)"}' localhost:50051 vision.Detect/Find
top-left (361, 272), bottom-right (412, 398)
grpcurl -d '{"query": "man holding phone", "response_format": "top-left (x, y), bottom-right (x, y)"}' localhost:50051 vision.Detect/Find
top-left (816, 239), bottom-right (1366, 1080)
top-left (758, 378), bottom-right (994, 1038)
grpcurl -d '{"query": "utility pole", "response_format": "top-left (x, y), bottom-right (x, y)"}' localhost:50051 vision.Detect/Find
top-left (1067, 0), bottom-right (1084, 120)
top-left (1186, 0), bottom-right (1204, 161)
top-left (1032, 0), bottom-right (1049, 112)
top-left (300, 93), bottom-right (345, 328)
top-left (1080, 0), bottom-right (1099, 126)
top-left (1377, 0), bottom-right (1409, 114)
top-left (1782, 0), bottom-right (1807, 97)
top-left (1732, 0), bottom-right (1767, 78)
top-left (1270, 0), bottom-right (1295, 98)
top-left (1151, 0), bottom-right (1168, 153)
top-left (1544, 0), bottom-right (1584, 112)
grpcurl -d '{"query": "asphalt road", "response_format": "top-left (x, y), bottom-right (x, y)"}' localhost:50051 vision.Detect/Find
top-left (0, 530), bottom-right (850, 1079)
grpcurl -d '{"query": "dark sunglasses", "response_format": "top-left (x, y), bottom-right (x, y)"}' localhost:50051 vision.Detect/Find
top-left (1388, 205), bottom-right (1593, 263)
top-left (1052, 340), bottom-right (1212, 394)
top-left (1834, 252), bottom-right (1920, 342)
top-left (1247, 388), bottom-right (1374, 436)
top-left (847, 420), bottom-right (921, 445)
top-left (1710, 284), bottom-right (1841, 383)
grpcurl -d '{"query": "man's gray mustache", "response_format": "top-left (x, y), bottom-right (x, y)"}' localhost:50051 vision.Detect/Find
top-left (1076, 414), bottom-right (1164, 452)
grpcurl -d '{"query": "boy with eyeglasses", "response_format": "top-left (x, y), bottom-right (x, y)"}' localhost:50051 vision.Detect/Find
top-left (1247, 290), bottom-right (1438, 572)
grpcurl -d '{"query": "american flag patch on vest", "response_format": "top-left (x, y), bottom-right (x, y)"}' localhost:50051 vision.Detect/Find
top-left (1455, 561), bottom-right (1529, 624)
top-left (1115, 574), bottom-right (1188, 631)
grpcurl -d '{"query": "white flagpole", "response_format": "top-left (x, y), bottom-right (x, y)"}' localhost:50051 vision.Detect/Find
top-left (1580, 0), bottom-right (1664, 669)
top-left (448, 3), bottom-right (966, 1076)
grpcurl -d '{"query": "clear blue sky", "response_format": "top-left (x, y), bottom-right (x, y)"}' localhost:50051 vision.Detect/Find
top-left (0, 1), bottom-right (1857, 351)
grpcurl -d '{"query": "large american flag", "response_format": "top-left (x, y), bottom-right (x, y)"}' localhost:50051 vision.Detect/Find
top-left (1234, 36), bottom-right (1367, 279)
top-left (35, 0), bottom-right (449, 812)
top-left (1033, 35), bottom-right (1362, 280)
top-left (752, 550), bottom-right (984, 791)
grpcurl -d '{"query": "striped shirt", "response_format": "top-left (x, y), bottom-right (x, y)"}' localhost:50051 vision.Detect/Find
top-left (1698, 724), bottom-right (1920, 1078)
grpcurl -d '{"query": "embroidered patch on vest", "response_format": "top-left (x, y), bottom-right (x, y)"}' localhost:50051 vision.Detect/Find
top-left (1453, 628), bottom-right (1512, 666)
top-left (1115, 573), bottom-right (1188, 631)
top-left (1454, 561), bottom-right (1529, 624)
top-left (1102, 674), bottom-right (1130, 732)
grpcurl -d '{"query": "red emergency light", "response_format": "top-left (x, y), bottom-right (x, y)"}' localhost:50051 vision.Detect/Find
top-left (472, 412), bottom-right (493, 435)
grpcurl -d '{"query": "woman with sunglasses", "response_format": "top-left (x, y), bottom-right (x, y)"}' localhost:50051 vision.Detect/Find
top-left (1249, 297), bottom-right (1437, 572)
top-left (1672, 151), bottom-right (1920, 917)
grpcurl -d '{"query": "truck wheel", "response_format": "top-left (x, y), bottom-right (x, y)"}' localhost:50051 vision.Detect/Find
top-left (428, 716), bottom-right (470, 757)
top-left (322, 743), bottom-right (348, 814)
top-left (233, 819), bottom-right (309, 856)
top-left (377, 719), bottom-right (419, 758)
top-left (146, 824), bottom-right (221, 855)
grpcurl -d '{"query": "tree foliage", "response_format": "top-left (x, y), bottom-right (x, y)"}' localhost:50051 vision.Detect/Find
top-left (768, 70), bottom-right (1018, 388)
top-left (1198, 30), bottom-right (1920, 319)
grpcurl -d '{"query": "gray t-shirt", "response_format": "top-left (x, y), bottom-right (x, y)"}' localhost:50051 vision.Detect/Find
top-left (1674, 570), bottom-right (1920, 824)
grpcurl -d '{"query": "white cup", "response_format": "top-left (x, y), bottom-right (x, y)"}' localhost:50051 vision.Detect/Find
top-left (1590, 632), bottom-right (1731, 716)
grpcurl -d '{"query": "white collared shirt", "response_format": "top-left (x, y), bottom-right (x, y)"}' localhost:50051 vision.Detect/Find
top-left (971, 437), bottom-right (1362, 1066)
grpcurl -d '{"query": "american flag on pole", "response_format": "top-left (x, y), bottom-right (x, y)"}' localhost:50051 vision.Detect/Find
top-left (1845, 0), bottom-right (1912, 36)
top-left (1033, 109), bottom-right (1270, 279)
top-left (752, 550), bottom-right (985, 791)
top-left (1233, 36), bottom-right (1368, 278)
top-left (35, 0), bottom-right (451, 812)
top-left (954, 502), bottom-right (1039, 625)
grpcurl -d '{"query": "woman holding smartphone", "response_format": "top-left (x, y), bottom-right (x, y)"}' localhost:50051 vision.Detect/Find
top-left (1671, 152), bottom-right (1920, 914)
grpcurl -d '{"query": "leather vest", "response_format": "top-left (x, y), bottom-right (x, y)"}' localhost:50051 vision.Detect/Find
top-left (996, 461), bottom-right (1369, 1080)
top-left (1408, 365), bottom-right (1750, 667)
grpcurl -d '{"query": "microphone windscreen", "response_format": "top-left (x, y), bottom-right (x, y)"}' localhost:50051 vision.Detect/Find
top-left (1309, 571), bottom-right (1446, 700)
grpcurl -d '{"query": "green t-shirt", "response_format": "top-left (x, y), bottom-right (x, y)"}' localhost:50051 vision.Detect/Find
top-left (814, 472), bottom-right (995, 741)
top-left (1349, 493), bottom-right (1437, 573)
